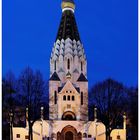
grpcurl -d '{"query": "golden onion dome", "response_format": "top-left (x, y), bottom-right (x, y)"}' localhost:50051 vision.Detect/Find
top-left (61, 0), bottom-right (75, 11)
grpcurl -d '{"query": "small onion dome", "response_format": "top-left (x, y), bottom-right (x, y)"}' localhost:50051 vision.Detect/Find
top-left (61, 0), bottom-right (75, 11)
top-left (66, 71), bottom-right (72, 79)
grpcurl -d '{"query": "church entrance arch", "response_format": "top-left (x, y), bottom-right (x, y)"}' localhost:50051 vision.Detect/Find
top-left (65, 131), bottom-right (74, 140)
top-left (62, 111), bottom-right (76, 120)
top-left (57, 125), bottom-right (81, 140)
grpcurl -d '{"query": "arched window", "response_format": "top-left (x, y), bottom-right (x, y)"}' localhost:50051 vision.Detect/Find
top-left (63, 95), bottom-right (66, 101)
top-left (81, 62), bottom-right (83, 71)
top-left (62, 111), bottom-right (76, 120)
top-left (88, 135), bottom-right (92, 138)
top-left (67, 59), bottom-right (70, 70)
top-left (54, 91), bottom-right (57, 104)
top-left (72, 96), bottom-right (75, 101)
top-left (54, 61), bottom-right (56, 71)
top-left (78, 132), bottom-right (82, 139)
top-left (81, 92), bottom-right (83, 105)
top-left (68, 95), bottom-right (70, 101)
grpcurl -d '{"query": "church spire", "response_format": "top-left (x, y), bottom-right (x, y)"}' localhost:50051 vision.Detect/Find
top-left (56, 0), bottom-right (80, 41)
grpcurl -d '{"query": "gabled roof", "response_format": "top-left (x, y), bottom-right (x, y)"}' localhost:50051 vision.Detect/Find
top-left (58, 85), bottom-right (80, 93)
top-left (77, 73), bottom-right (88, 82)
top-left (58, 80), bottom-right (80, 93)
top-left (75, 87), bottom-right (80, 93)
top-left (49, 72), bottom-right (60, 81)
top-left (58, 87), bottom-right (63, 92)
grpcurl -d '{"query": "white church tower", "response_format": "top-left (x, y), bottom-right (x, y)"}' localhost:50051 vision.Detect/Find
top-left (12, 1), bottom-right (126, 140)
top-left (49, 0), bottom-right (88, 121)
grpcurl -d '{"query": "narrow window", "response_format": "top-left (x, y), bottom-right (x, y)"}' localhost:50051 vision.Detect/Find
top-left (72, 96), bottom-right (75, 101)
top-left (67, 59), bottom-right (70, 70)
top-left (25, 135), bottom-right (29, 139)
top-left (68, 95), bottom-right (70, 101)
top-left (16, 134), bottom-right (20, 138)
top-left (81, 92), bottom-right (83, 105)
top-left (88, 135), bottom-right (92, 138)
top-left (117, 135), bottom-right (120, 139)
top-left (54, 91), bottom-right (57, 104)
top-left (54, 61), bottom-right (56, 71)
top-left (81, 62), bottom-right (83, 71)
top-left (63, 95), bottom-right (66, 101)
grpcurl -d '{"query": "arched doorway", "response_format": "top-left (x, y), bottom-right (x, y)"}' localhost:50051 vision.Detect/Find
top-left (62, 111), bottom-right (76, 120)
top-left (57, 125), bottom-right (82, 140)
top-left (65, 131), bottom-right (74, 140)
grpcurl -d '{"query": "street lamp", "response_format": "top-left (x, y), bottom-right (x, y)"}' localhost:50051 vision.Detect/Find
top-left (94, 107), bottom-right (98, 140)
top-left (40, 106), bottom-right (44, 140)
top-left (41, 106), bottom-right (44, 120)
top-left (9, 110), bottom-right (13, 140)
top-left (94, 107), bottom-right (97, 122)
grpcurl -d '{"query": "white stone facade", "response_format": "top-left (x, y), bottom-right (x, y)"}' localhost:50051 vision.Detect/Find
top-left (13, 120), bottom-right (106, 140)
top-left (50, 38), bottom-right (87, 82)
top-left (49, 38), bottom-right (88, 121)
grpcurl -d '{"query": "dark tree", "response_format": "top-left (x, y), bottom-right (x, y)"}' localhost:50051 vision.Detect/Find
top-left (126, 87), bottom-right (138, 140)
top-left (2, 71), bottom-right (17, 140)
top-left (89, 79), bottom-right (128, 140)
top-left (17, 67), bottom-right (47, 140)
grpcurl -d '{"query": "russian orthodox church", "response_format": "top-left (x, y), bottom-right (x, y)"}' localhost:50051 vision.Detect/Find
top-left (13, 0), bottom-right (126, 140)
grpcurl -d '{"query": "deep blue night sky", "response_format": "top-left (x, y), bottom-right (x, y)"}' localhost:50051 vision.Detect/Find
top-left (2, 0), bottom-right (138, 88)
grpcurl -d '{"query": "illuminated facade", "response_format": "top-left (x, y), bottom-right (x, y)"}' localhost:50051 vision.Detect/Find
top-left (12, 0), bottom-right (126, 140)
top-left (49, 1), bottom-right (88, 122)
